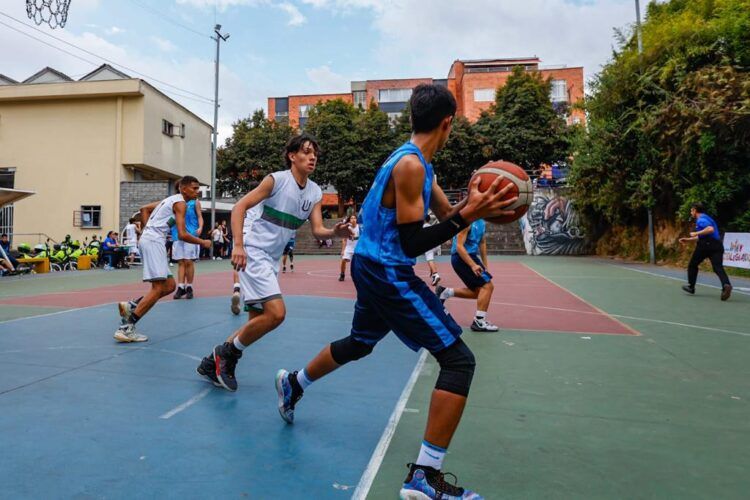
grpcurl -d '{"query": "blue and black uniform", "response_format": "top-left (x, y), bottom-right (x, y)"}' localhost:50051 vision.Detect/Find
top-left (170, 199), bottom-right (200, 242)
top-left (283, 237), bottom-right (296, 256)
top-left (688, 213), bottom-right (731, 288)
top-left (450, 219), bottom-right (492, 290)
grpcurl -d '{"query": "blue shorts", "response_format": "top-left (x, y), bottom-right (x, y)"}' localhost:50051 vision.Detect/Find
top-left (451, 253), bottom-right (492, 290)
top-left (350, 255), bottom-right (463, 353)
top-left (283, 241), bottom-right (295, 255)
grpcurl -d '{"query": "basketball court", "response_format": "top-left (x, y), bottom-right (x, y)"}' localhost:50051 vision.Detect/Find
top-left (1, 256), bottom-right (748, 498)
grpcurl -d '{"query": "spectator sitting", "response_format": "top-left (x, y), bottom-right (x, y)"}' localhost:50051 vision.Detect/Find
top-left (102, 231), bottom-right (127, 270)
top-left (0, 233), bottom-right (19, 269)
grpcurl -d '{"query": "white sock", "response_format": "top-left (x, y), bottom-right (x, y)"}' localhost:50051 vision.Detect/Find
top-left (233, 282), bottom-right (240, 292)
top-left (233, 336), bottom-right (247, 351)
top-left (475, 310), bottom-right (486, 320)
top-left (178, 283), bottom-right (186, 289)
top-left (440, 288), bottom-right (454, 300)
top-left (296, 369), bottom-right (313, 390)
top-left (416, 440), bottom-right (446, 470)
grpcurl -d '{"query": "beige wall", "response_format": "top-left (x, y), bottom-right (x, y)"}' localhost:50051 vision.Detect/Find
top-left (141, 84), bottom-right (212, 180)
top-left (0, 79), bottom-right (212, 242)
top-left (0, 98), bottom-right (121, 241)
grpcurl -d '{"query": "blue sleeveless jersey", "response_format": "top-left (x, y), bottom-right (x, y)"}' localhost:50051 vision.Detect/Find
top-left (451, 219), bottom-right (486, 255)
top-left (355, 142), bottom-right (433, 266)
top-left (171, 199), bottom-right (199, 240)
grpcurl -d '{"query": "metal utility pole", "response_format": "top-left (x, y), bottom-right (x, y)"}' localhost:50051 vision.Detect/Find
top-left (210, 24), bottom-right (230, 257)
top-left (635, 0), bottom-right (656, 264)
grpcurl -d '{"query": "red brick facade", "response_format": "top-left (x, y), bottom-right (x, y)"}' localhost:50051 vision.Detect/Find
top-left (268, 58), bottom-right (585, 127)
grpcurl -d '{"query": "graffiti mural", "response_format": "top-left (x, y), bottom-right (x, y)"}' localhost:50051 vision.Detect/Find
top-left (520, 188), bottom-right (588, 255)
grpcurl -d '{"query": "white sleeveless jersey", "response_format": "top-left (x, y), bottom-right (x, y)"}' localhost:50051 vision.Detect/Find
top-left (140, 194), bottom-right (185, 244)
top-left (242, 202), bottom-right (264, 246)
top-left (246, 170), bottom-right (322, 259)
top-left (345, 224), bottom-right (360, 252)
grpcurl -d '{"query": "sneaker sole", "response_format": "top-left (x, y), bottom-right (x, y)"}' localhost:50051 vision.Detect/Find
top-left (113, 331), bottom-right (148, 342)
top-left (213, 346), bottom-right (237, 392)
top-left (399, 489), bottom-right (431, 500)
top-left (230, 294), bottom-right (241, 315)
top-left (196, 366), bottom-right (222, 387)
top-left (275, 369), bottom-right (293, 424)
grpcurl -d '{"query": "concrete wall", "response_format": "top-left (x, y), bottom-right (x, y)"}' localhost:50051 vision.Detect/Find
top-left (119, 181), bottom-right (170, 232)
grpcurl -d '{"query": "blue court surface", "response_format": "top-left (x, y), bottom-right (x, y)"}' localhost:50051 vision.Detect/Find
top-left (0, 296), bottom-right (418, 499)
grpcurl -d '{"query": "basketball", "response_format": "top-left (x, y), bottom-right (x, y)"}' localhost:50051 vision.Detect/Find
top-left (470, 160), bottom-right (533, 224)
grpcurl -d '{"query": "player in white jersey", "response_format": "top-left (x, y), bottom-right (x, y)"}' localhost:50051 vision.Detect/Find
top-left (197, 134), bottom-right (351, 391)
top-left (424, 213), bottom-right (442, 286)
top-left (231, 202), bottom-right (264, 315)
top-left (115, 176), bottom-right (212, 343)
top-left (338, 214), bottom-right (359, 281)
top-left (121, 217), bottom-right (141, 267)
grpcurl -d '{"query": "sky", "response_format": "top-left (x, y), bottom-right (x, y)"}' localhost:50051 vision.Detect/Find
top-left (0, 0), bottom-right (647, 141)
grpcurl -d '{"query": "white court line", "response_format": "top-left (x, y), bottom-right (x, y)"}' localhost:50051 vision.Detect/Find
top-left (618, 266), bottom-right (750, 295)
top-left (352, 349), bottom-right (428, 500)
top-left (159, 388), bottom-right (211, 419)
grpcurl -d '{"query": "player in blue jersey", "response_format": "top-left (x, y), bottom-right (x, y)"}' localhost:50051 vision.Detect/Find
top-left (275, 84), bottom-right (517, 499)
top-left (171, 180), bottom-right (204, 300)
top-left (436, 218), bottom-right (499, 332)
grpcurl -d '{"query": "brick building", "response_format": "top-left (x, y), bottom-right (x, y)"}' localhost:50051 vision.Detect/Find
top-left (268, 57), bottom-right (585, 128)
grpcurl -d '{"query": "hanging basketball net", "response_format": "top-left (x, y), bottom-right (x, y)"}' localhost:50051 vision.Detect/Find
top-left (26, 0), bottom-right (71, 29)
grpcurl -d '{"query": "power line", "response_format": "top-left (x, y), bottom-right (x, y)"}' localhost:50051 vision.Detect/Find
top-left (0, 19), bottom-right (214, 106)
top-left (124, 0), bottom-right (211, 39)
top-left (0, 10), bottom-right (214, 102)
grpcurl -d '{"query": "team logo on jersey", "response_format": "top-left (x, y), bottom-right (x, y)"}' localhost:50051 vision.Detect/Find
top-left (301, 200), bottom-right (312, 212)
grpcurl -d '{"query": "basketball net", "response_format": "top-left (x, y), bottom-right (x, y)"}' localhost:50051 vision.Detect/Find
top-left (26, 0), bottom-right (71, 29)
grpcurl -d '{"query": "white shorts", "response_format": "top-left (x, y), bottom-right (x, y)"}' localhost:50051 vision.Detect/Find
top-left (125, 244), bottom-right (139, 255)
top-left (172, 240), bottom-right (199, 261)
top-left (425, 246), bottom-right (440, 261)
top-left (239, 246), bottom-right (282, 307)
top-left (342, 245), bottom-right (356, 261)
top-left (139, 239), bottom-right (171, 281)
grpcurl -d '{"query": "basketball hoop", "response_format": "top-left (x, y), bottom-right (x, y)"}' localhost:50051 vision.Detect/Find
top-left (26, 0), bottom-right (71, 29)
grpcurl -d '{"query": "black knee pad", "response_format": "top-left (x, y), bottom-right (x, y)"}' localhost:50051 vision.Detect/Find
top-left (330, 336), bottom-right (374, 365)
top-left (433, 339), bottom-right (476, 397)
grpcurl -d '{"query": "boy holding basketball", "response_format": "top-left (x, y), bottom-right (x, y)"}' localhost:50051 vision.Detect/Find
top-left (274, 84), bottom-right (516, 499)
top-left (436, 218), bottom-right (499, 332)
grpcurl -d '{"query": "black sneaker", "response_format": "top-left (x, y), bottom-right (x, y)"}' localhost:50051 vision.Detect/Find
top-left (282, 266), bottom-right (286, 273)
top-left (213, 342), bottom-right (242, 392)
top-left (338, 273), bottom-right (345, 282)
top-left (185, 287), bottom-right (194, 299)
top-left (197, 355), bottom-right (221, 387)
top-left (400, 463), bottom-right (481, 499)
top-left (290, 264), bottom-right (294, 272)
top-left (721, 284), bottom-right (732, 301)
top-left (435, 285), bottom-right (447, 305)
top-left (682, 285), bottom-right (695, 295)
top-left (174, 287), bottom-right (186, 300)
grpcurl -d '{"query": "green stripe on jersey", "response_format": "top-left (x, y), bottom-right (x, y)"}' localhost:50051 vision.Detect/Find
top-left (261, 206), bottom-right (306, 230)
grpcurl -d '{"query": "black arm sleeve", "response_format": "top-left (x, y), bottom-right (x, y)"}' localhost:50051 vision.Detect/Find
top-left (397, 212), bottom-right (468, 258)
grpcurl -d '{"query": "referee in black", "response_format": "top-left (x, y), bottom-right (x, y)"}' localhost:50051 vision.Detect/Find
top-left (679, 203), bottom-right (732, 300)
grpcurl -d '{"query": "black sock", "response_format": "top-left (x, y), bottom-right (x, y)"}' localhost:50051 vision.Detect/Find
top-left (290, 371), bottom-right (303, 396)
top-left (130, 312), bottom-right (141, 325)
top-left (134, 296), bottom-right (144, 304)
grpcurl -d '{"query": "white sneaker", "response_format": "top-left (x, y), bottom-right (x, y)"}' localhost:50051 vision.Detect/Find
top-left (114, 324), bottom-right (148, 343)
top-left (431, 273), bottom-right (441, 287)
top-left (471, 318), bottom-right (499, 332)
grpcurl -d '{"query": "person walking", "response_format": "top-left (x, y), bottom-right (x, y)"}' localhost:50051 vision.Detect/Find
top-left (679, 202), bottom-right (732, 300)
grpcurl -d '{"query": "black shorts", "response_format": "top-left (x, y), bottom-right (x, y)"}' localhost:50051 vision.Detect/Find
top-left (451, 253), bottom-right (492, 290)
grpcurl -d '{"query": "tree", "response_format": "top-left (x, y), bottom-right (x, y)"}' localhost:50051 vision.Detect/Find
top-left (217, 109), bottom-right (294, 197)
top-left (355, 102), bottom-right (395, 200)
top-left (474, 66), bottom-right (571, 171)
top-left (570, 0), bottom-right (750, 231)
top-left (432, 115), bottom-right (484, 190)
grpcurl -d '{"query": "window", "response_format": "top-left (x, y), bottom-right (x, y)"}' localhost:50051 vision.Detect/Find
top-left (299, 105), bottom-right (310, 118)
top-left (473, 88), bottom-right (495, 102)
top-left (180, 123), bottom-right (186, 138)
top-left (162, 119), bottom-right (175, 137)
top-left (379, 88), bottom-right (412, 103)
top-left (79, 205), bottom-right (101, 228)
top-left (550, 80), bottom-right (567, 102)
top-left (353, 90), bottom-right (367, 109)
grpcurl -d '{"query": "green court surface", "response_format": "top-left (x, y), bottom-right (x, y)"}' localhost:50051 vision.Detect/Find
top-left (0, 256), bottom-right (748, 499)
top-left (370, 257), bottom-right (750, 499)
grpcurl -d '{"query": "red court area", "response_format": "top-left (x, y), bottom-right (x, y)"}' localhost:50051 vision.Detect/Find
top-left (0, 260), bottom-right (636, 336)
